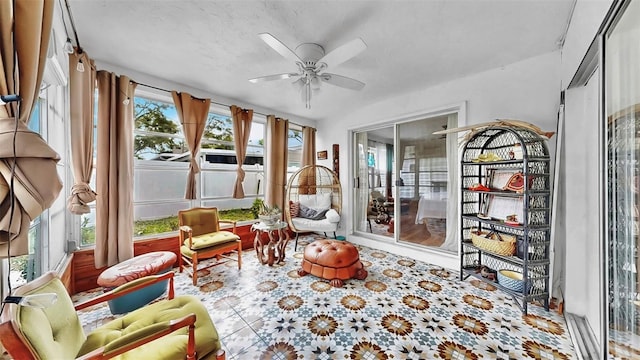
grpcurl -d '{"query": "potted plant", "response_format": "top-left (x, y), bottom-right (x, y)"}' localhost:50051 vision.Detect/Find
top-left (258, 202), bottom-right (281, 225)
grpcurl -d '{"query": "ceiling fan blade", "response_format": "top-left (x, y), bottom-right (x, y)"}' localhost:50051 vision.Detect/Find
top-left (248, 73), bottom-right (299, 83)
top-left (258, 33), bottom-right (303, 64)
top-left (320, 73), bottom-right (365, 91)
top-left (317, 38), bottom-right (367, 69)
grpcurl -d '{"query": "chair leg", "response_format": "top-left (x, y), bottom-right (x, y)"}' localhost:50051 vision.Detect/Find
top-left (324, 232), bottom-right (327, 237)
top-left (368, 219), bottom-right (372, 232)
top-left (237, 240), bottom-right (242, 270)
top-left (333, 232), bottom-right (337, 239)
top-left (294, 232), bottom-right (299, 252)
top-left (192, 255), bottom-right (198, 286)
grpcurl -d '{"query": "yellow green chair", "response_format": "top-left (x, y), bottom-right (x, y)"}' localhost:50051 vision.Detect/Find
top-left (178, 207), bottom-right (242, 286)
top-left (0, 271), bottom-right (225, 359)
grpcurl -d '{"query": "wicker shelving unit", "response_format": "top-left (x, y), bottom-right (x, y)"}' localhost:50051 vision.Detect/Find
top-left (459, 126), bottom-right (551, 313)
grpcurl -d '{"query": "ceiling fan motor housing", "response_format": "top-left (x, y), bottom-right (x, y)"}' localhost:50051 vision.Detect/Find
top-left (295, 43), bottom-right (325, 67)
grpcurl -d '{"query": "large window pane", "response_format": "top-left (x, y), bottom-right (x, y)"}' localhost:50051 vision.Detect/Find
top-left (118, 94), bottom-right (268, 240)
top-left (134, 202), bottom-right (191, 237)
top-left (134, 162), bottom-right (189, 202)
top-left (201, 169), bottom-right (237, 198)
top-left (81, 210), bottom-right (96, 246)
top-left (288, 127), bottom-right (302, 172)
top-left (76, 93), bottom-right (269, 243)
top-left (134, 97), bottom-right (183, 160)
top-left (10, 94), bottom-right (47, 284)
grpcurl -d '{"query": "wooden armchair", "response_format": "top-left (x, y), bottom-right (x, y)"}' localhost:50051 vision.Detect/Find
top-left (178, 207), bottom-right (242, 286)
top-left (0, 271), bottom-right (225, 359)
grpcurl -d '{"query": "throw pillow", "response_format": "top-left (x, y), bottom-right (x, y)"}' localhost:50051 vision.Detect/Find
top-left (325, 209), bottom-right (340, 223)
top-left (289, 201), bottom-right (300, 218)
top-left (299, 203), bottom-right (329, 220)
top-left (298, 193), bottom-right (332, 212)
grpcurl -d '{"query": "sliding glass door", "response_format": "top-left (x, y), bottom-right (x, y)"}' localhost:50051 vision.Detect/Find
top-left (352, 110), bottom-right (459, 254)
top-left (605, 0), bottom-right (640, 355)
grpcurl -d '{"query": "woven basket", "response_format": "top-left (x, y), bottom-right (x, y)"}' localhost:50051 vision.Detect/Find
top-left (470, 229), bottom-right (516, 256)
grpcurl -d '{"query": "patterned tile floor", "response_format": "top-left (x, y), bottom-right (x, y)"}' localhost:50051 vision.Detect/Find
top-left (74, 236), bottom-right (577, 359)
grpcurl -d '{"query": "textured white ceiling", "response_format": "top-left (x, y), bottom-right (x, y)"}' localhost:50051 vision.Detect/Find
top-left (68, 0), bottom-right (574, 122)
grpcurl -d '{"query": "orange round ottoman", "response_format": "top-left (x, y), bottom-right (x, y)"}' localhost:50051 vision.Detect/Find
top-left (297, 240), bottom-right (368, 287)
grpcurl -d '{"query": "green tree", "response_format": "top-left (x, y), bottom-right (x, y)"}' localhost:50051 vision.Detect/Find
top-left (134, 101), bottom-right (181, 159)
top-left (289, 129), bottom-right (302, 144)
top-left (202, 114), bottom-right (233, 149)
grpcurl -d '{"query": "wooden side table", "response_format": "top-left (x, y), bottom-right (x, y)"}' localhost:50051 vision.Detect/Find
top-left (252, 221), bottom-right (290, 266)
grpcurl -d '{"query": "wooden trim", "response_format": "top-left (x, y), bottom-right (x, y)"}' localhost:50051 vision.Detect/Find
top-left (59, 253), bottom-right (74, 294)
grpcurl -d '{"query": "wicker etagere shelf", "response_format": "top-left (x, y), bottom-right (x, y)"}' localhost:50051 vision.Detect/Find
top-left (459, 125), bottom-right (551, 314)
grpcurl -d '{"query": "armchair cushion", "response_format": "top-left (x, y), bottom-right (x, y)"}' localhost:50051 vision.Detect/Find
top-left (291, 217), bottom-right (339, 232)
top-left (180, 239), bottom-right (240, 258)
top-left (187, 231), bottom-right (240, 250)
top-left (13, 275), bottom-right (86, 359)
top-left (78, 295), bottom-right (220, 359)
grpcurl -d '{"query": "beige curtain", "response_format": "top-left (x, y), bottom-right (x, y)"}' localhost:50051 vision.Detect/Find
top-left (230, 105), bottom-right (253, 198)
top-left (172, 91), bottom-right (211, 200)
top-left (301, 126), bottom-right (316, 167)
top-left (0, 0), bottom-right (53, 122)
top-left (0, 0), bottom-right (62, 258)
top-left (95, 72), bottom-right (136, 268)
top-left (265, 115), bottom-right (288, 212)
top-left (67, 51), bottom-right (97, 214)
top-left (299, 126), bottom-right (317, 194)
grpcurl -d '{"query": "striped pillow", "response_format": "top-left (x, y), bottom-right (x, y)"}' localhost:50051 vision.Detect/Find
top-left (289, 201), bottom-right (300, 218)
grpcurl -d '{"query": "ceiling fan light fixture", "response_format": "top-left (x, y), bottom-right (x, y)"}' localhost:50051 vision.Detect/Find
top-left (310, 76), bottom-right (321, 90)
top-left (251, 33), bottom-right (367, 110)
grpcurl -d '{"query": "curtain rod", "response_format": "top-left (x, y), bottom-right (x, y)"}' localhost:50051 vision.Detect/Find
top-left (136, 82), bottom-right (306, 128)
top-left (64, 0), bottom-right (307, 128)
top-left (64, 0), bottom-right (82, 52)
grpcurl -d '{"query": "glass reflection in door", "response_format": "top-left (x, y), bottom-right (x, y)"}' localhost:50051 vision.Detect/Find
top-left (396, 114), bottom-right (457, 252)
top-left (354, 128), bottom-right (395, 237)
top-left (605, 0), bottom-right (640, 355)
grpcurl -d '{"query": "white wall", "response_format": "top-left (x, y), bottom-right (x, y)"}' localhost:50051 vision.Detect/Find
top-left (559, 0), bottom-right (614, 346)
top-left (318, 50), bottom-right (562, 269)
top-left (563, 74), bottom-right (602, 341)
top-left (561, 0), bottom-right (613, 88)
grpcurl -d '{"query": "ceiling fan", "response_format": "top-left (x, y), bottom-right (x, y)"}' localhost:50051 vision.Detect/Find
top-left (249, 33), bottom-right (367, 108)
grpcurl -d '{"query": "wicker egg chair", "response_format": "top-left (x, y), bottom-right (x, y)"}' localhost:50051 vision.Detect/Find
top-left (285, 165), bottom-right (342, 251)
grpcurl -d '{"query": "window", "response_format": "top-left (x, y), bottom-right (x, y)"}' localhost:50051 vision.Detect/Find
top-left (82, 92), bottom-right (267, 243)
top-left (9, 85), bottom-right (68, 283)
top-left (288, 127), bottom-right (302, 173)
top-left (9, 100), bottom-right (45, 285)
